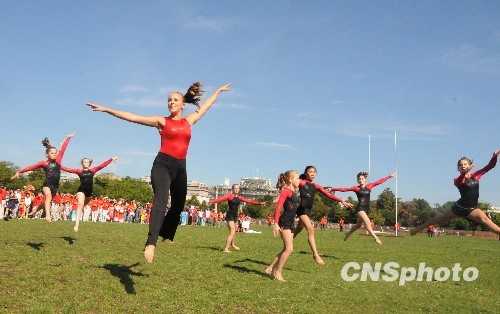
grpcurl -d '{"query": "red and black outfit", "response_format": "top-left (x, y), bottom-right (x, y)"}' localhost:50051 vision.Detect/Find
top-left (452, 153), bottom-right (497, 217)
top-left (273, 187), bottom-right (301, 230)
top-left (61, 159), bottom-right (113, 197)
top-left (297, 179), bottom-right (344, 216)
top-left (330, 175), bottom-right (392, 213)
top-left (147, 117), bottom-right (191, 245)
top-left (17, 137), bottom-right (72, 195)
top-left (209, 193), bottom-right (262, 221)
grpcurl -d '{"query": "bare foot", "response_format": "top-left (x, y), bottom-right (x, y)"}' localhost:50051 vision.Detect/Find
top-left (231, 245), bottom-right (240, 251)
top-left (264, 266), bottom-right (273, 275)
top-left (273, 271), bottom-right (286, 282)
top-left (314, 255), bottom-right (325, 265)
top-left (223, 249), bottom-right (231, 253)
top-left (144, 245), bottom-right (155, 263)
top-left (45, 217), bottom-right (52, 223)
top-left (73, 224), bottom-right (79, 232)
top-left (375, 238), bottom-right (383, 245)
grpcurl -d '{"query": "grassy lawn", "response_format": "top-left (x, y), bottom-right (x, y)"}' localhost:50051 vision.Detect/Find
top-left (1, 220), bottom-right (499, 313)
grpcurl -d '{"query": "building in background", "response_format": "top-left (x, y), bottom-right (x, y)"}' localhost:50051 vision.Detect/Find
top-left (186, 180), bottom-right (210, 204)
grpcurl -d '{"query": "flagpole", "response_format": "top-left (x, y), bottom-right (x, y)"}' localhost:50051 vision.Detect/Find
top-left (394, 131), bottom-right (399, 237)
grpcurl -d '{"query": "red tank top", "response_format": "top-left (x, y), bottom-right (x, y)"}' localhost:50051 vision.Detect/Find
top-left (159, 117), bottom-right (192, 159)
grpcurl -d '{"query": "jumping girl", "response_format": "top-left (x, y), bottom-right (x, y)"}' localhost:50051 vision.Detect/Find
top-left (330, 171), bottom-right (395, 245)
top-left (412, 150), bottom-right (500, 236)
top-left (87, 82), bottom-right (231, 263)
top-left (62, 156), bottom-right (118, 232)
top-left (11, 134), bottom-right (74, 222)
top-left (209, 184), bottom-right (265, 252)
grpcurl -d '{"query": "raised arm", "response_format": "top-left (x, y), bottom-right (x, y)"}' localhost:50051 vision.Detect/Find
top-left (90, 157), bottom-right (117, 174)
top-left (239, 196), bottom-right (265, 206)
top-left (86, 103), bottom-right (164, 128)
top-left (311, 182), bottom-right (344, 202)
top-left (208, 193), bottom-right (231, 205)
top-left (473, 150), bottom-right (499, 180)
top-left (56, 133), bottom-right (74, 165)
top-left (366, 173), bottom-right (395, 190)
top-left (185, 84), bottom-right (231, 125)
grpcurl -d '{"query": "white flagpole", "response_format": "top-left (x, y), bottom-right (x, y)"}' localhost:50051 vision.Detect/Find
top-left (394, 131), bottom-right (399, 237)
top-left (368, 135), bottom-right (371, 174)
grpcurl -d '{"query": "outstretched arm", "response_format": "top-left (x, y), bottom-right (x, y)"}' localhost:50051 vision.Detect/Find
top-left (239, 196), bottom-right (265, 206)
top-left (56, 133), bottom-right (74, 165)
top-left (185, 84), bottom-right (231, 125)
top-left (90, 157), bottom-right (117, 174)
top-left (473, 150), bottom-right (499, 180)
top-left (86, 103), bottom-right (164, 128)
top-left (366, 172), bottom-right (395, 190)
top-left (329, 185), bottom-right (358, 192)
top-left (61, 166), bottom-right (82, 175)
top-left (12, 161), bottom-right (47, 179)
top-left (208, 194), bottom-right (231, 205)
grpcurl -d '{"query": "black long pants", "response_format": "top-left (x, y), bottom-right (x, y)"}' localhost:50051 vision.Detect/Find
top-left (146, 152), bottom-right (187, 245)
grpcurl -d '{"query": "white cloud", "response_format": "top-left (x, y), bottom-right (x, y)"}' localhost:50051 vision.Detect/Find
top-left (336, 122), bottom-right (451, 140)
top-left (120, 85), bottom-right (149, 93)
top-left (217, 102), bottom-right (250, 110)
top-left (442, 44), bottom-right (500, 75)
top-left (255, 142), bottom-right (295, 150)
top-left (182, 16), bottom-right (232, 32)
top-left (115, 97), bottom-right (165, 108)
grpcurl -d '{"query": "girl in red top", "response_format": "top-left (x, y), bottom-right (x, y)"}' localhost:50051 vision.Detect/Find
top-left (11, 134), bottom-right (74, 222)
top-left (87, 82), bottom-right (231, 263)
top-left (62, 156), bottom-right (117, 232)
top-left (265, 170), bottom-right (301, 282)
top-left (209, 184), bottom-right (264, 253)
top-left (412, 150), bottom-right (500, 236)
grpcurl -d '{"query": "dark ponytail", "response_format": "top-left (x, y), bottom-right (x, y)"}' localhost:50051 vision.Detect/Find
top-left (300, 165), bottom-right (316, 180)
top-left (184, 82), bottom-right (204, 107)
top-left (356, 171), bottom-right (369, 180)
top-left (41, 137), bottom-right (55, 154)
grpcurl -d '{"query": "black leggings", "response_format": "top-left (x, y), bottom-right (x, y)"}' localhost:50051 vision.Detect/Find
top-left (146, 153), bottom-right (187, 245)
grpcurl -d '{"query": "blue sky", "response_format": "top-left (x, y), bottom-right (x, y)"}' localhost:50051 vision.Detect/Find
top-left (1, 1), bottom-right (499, 205)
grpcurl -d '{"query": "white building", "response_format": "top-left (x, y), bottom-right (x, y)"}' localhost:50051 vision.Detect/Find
top-left (186, 180), bottom-right (210, 204)
top-left (489, 206), bottom-right (500, 214)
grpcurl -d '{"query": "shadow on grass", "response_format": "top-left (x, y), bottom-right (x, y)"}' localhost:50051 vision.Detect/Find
top-left (60, 236), bottom-right (76, 245)
top-left (297, 250), bottom-right (339, 260)
top-left (195, 246), bottom-right (221, 252)
top-left (26, 242), bottom-right (44, 251)
top-left (99, 262), bottom-right (148, 295)
top-left (223, 264), bottom-right (271, 279)
top-left (233, 258), bottom-right (309, 273)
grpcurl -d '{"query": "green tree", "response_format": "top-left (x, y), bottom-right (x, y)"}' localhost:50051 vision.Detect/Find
top-left (376, 188), bottom-right (396, 225)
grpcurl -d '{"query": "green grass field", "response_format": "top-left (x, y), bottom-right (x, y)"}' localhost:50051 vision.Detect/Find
top-left (1, 220), bottom-right (499, 313)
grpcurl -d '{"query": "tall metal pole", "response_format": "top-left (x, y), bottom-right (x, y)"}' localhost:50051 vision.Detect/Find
top-left (394, 131), bottom-right (399, 237)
